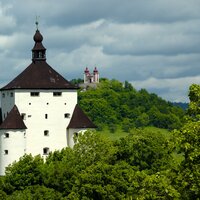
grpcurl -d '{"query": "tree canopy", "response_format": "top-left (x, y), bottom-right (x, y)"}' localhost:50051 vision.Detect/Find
top-left (0, 82), bottom-right (199, 199)
top-left (78, 79), bottom-right (184, 130)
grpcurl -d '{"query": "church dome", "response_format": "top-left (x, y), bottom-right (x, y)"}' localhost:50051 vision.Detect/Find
top-left (33, 30), bottom-right (43, 43)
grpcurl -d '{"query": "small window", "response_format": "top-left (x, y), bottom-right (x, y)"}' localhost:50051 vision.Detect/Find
top-left (44, 130), bottom-right (49, 136)
top-left (4, 133), bottom-right (9, 138)
top-left (43, 147), bottom-right (50, 155)
top-left (4, 150), bottom-right (8, 155)
top-left (10, 92), bottom-right (13, 97)
top-left (45, 114), bottom-right (48, 119)
top-left (64, 113), bottom-right (70, 118)
top-left (21, 113), bottom-right (26, 120)
top-left (53, 92), bottom-right (62, 96)
top-left (2, 93), bottom-right (5, 98)
top-left (30, 92), bottom-right (39, 97)
top-left (74, 132), bottom-right (78, 137)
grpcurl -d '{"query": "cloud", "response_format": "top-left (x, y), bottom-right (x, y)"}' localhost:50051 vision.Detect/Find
top-left (131, 76), bottom-right (200, 102)
top-left (0, 0), bottom-right (199, 103)
top-left (0, 3), bottom-right (16, 34)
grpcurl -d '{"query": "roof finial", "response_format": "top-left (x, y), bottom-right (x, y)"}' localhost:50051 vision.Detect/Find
top-left (35, 15), bottom-right (40, 30)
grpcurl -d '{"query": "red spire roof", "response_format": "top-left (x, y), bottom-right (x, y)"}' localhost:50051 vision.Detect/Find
top-left (0, 105), bottom-right (27, 129)
top-left (93, 67), bottom-right (98, 73)
top-left (84, 67), bottom-right (90, 73)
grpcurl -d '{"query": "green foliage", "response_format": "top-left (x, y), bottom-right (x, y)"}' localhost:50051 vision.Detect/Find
top-left (78, 79), bottom-right (184, 130)
top-left (174, 84), bottom-right (200, 199)
top-left (0, 129), bottom-right (184, 199)
top-left (7, 185), bottom-right (63, 200)
top-left (115, 129), bottom-right (173, 172)
top-left (3, 154), bottom-right (44, 194)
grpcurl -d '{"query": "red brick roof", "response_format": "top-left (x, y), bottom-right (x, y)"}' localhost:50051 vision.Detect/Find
top-left (0, 105), bottom-right (27, 129)
top-left (67, 104), bottom-right (97, 129)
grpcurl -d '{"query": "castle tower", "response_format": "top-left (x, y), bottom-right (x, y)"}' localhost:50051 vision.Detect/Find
top-left (0, 25), bottom-right (96, 175)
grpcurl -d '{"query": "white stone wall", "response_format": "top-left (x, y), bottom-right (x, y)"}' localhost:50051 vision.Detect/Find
top-left (14, 89), bottom-right (77, 156)
top-left (0, 129), bottom-right (26, 175)
top-left (0, 88), bottom-right (82, 175)
top-left (67, 128), bottom-right (87, 148)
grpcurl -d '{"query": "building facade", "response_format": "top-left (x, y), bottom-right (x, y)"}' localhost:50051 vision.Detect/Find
top-left (0, 28), bottom-right (96, 175)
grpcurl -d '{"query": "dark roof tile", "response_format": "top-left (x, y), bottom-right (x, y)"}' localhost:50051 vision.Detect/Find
top-left (68, 104), bottom-right (97, 129)
top-left (0, 105), bottom-right (27, 129)
top-left (1, 61), bottom-right (77, 90)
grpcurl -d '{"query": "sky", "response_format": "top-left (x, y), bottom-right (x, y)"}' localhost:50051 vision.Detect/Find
top-left (0, 0), bottom-right (200, 102)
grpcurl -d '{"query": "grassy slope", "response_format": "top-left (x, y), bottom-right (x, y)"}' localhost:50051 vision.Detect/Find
top-left (98, 126), bottom-right (170, 141)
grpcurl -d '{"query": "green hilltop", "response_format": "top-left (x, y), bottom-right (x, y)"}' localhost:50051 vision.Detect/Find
top-left (77, 78), bottom-right (185, 131)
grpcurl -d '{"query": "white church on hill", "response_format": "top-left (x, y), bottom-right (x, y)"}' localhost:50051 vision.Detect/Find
top-left (0, 26), bottom-right (96, 175)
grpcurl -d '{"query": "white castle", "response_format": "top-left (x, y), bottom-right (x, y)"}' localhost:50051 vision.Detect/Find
top-left (0, 27), bottom-right (96, 175)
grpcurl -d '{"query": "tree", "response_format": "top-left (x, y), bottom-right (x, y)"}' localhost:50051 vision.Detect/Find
top-left (115, 129), bottom-right (173, 171)
top-left (3, 154), bottom-right (44, 194)
top-left (7, 185), bottom-right (63, 200)
top-left (175, 84), bottom-right (200, 199)
top-left (73, 131), bottom-right (117, 168)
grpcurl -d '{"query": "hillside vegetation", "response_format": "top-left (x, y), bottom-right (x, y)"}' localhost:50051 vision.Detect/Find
top-left (78, 79), bottom-right (185, 131)
top-left (0, 84), bottom-right (199, 199)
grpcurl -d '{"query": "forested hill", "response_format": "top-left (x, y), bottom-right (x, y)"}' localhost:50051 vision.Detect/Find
top-left (77, 79), bottom-right (185, 130)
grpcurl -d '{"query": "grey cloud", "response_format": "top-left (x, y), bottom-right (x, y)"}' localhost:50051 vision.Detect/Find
top-left (0, 0), bottom-right (200, 102)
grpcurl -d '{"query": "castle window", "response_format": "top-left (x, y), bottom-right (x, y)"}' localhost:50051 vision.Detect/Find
top-left (39, 52), bottom-right (42, 58)
top-left (53, 92), bottom-right (62, 96)
top-left (4, 133), bottom-right (9, 138)
top-left (4, 150), bottom-right (8, 155)
top-left (21, 113), bottom-right (26, 120)
top-left (2, 93), bottom-right (5, 98)
top-left (45, 114), bottom-right (48, 119)
top-left (10, 92), bottom-right (13, 97)
top-left (74, 132), bottom-right (78, 137)
top-left (30, 92), bottom-right (39, 97)
top-left (64, 113), bottom-right (70, 118)
top-left (44, 130), bottom-right (49, 136)
top-left (43, 147), bottom-right (50, 155)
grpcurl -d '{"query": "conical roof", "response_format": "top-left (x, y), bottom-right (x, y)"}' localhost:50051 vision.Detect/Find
top-left (1, 61), bottom-right (77, 90)
top-left (67, 104), bottom-right (97, 129)
top-left (0, 105), bottom-right (27, 129)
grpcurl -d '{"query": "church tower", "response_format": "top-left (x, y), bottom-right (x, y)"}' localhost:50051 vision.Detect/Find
top-left (84, 67), bottom-right (99, 84)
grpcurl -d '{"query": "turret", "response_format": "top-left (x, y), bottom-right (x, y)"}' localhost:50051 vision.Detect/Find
top-left (32, 21), bottom-right (46, 62)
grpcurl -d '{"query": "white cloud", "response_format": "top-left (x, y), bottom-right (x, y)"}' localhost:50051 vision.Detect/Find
top-left (131, 76), bottom-right (200, 102)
